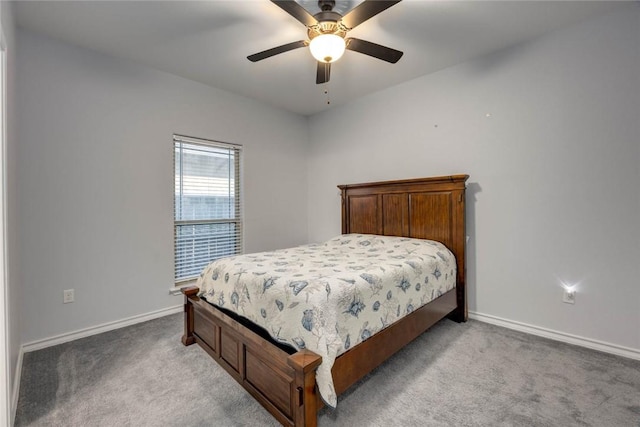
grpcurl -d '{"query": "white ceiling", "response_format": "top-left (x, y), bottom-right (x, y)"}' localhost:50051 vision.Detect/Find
top-left (14, 0), bottom-right (623, 116)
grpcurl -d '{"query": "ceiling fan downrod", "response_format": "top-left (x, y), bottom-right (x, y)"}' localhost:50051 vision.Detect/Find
top-left (318, 0), bottom-right (336, 12)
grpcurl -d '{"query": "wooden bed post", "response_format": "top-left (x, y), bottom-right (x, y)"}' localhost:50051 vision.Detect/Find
top-left (449, 182), bottom-right (468, 323)
top-left (288, 350), bottom-right (322, 427)
top-left (181, 286), bottom-right (199, 346)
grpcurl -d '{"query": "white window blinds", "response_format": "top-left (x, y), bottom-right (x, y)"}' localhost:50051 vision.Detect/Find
top-left (174, 135), bottom-right (242, 282)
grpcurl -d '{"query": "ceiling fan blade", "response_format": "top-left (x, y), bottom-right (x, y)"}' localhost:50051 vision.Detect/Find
top-left (340, 0), bottom-right (401, 30)
top-left (346, 38), bottom-right (403, 63)
top-left (271, 0), bottom-right (317, 27)
top-left (247, 40), bottom-right (307, 62)
top-left (316, 62), bottom-right (331, 84)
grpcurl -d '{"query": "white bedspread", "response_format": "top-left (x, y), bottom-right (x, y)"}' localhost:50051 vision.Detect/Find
top-left (196, 234), bottom-right (456, 407)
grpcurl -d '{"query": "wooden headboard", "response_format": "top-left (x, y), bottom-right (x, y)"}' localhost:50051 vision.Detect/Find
top-left (338, 174), bottom-right (469, 321)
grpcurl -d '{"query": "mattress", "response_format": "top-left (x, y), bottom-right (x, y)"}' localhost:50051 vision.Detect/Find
top-left (196, 233), bottom-right (456, 407)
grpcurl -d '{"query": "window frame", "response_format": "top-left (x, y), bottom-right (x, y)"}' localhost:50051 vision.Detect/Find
top-left (173, 134), bottom-right (243, 284)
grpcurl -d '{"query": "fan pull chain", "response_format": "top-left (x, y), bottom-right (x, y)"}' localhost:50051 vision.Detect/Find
top-left (324, 87), bottom-right (331, 105)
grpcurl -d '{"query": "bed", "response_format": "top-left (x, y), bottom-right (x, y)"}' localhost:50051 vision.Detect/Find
top-left (181, 174), bottom-right (468, 426)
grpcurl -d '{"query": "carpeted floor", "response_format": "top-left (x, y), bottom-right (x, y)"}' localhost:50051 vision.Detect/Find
top-left (15, 313), bottom-right (640, 426)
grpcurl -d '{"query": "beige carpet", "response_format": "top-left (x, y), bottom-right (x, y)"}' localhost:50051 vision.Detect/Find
top-left (15, 313), bottom-right (640, 426)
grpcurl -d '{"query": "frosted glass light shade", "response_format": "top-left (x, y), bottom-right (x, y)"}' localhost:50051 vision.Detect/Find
top-left (309, 34), bottom-right (346, 63)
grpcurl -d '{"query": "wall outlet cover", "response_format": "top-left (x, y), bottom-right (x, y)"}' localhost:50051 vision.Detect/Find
top-left (562, 289), bottom-right (575, 304)
top-left (63, 289), bottom-right (75, 304)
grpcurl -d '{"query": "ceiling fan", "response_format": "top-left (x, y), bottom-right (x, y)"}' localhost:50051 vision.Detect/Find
top-left (248, 0), bottom-right (403, 84)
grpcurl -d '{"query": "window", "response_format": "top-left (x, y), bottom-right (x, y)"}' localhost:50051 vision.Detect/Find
top-left (174, 135), bottom-right (242, 283)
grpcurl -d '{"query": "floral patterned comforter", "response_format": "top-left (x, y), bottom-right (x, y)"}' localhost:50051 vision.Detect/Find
top-left (196, 234), bottom-right (456, 407)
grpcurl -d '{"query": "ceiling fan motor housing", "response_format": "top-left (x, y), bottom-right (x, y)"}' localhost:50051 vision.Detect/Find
top-left (307, 19), bottom-right (347, 41)
top-left (309, 0), bottom-right (348, 40)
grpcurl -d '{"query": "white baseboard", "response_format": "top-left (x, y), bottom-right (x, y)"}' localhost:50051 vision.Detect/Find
top-left (469, 311), bottom-right (640, 361)
top-left (10, 346), bottom-right (22, 426)
top-left (22, 305), bottom-right (182, 353)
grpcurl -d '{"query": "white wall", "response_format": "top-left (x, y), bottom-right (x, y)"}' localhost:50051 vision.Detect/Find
top-left (16, 30), bottom-right (309, 344)
top-left (13, 1), bottom-right (640, 356)
top-left (1, 0), bottom-right (22, 419)
top-left (307, 5), bottom-right (640, 351)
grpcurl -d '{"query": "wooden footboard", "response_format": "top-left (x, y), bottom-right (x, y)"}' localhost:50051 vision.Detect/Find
top-left (183, 285), bottom-right (457, 426)
top-left (182, 286), bottom-right (321, 427)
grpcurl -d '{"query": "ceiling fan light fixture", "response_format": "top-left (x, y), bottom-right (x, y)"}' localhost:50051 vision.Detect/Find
top-left (248, 0), bottom-right (404, 84)
top-left (309, 33), bottom-right (346, 63)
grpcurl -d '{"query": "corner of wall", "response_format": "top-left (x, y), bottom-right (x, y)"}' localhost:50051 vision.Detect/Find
top-left (1, 1), bottom-right (23, 425)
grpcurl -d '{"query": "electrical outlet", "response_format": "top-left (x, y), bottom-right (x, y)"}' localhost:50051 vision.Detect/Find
top-left (562, 289), bottom-right (575, 304)
top-left (63, 289), bottom-right (75, 304)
